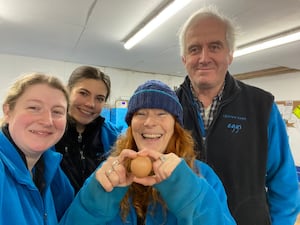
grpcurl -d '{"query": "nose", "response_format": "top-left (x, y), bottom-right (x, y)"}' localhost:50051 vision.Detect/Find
top-left (199, 47), bottom-right (210, 63)
top-left (39, 110), bottom-right (54, 126)
top-left (143, 115), bottom-right (156, 127)
top-left (85, 96), bottom-right (95, 108)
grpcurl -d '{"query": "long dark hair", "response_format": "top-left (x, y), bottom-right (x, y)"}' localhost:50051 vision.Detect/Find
top-left (67, 66), bottom-right (111, 101)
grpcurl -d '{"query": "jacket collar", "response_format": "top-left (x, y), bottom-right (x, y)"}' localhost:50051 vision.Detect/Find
top-left (0, 131), bottom-right (62, 189)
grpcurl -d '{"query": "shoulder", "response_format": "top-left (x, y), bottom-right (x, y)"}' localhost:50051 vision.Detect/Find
top-left (102, 120), bottom-right (121, 134)
top-left (226, 73), bottom-right (274, 103)
top-left (44, 147), bottom-right (63, 166)
top-left (194, 160), bottom-right (223, 187)
top-left (236, 79), bottom-right (274, 99)
top-left (195, 160), bottom-right (215, 176)
top-left (176, 76), bottom-right (190, 95)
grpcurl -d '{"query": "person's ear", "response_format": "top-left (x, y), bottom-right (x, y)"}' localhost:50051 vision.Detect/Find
top-left (181, 56), bottom-right (186, 64)
top-left (228, 53), bottom-right (233, 65)
top-left (2, 104), bottom-right (11, 123)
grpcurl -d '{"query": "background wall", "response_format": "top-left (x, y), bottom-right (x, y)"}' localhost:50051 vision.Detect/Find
top-left (2, 53), bottom-right (300, 104)
top-left (0, 54), bottom-right (183, 108)
top-left (241, 72), bottom-right (300, 101)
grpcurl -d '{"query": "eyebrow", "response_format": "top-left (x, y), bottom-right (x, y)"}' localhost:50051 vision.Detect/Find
top-left (25, 99), bottom-right (66, 110)
top-left (79, 88), bottom-right (106, 98)
top-left (210, 40), bottom-right (224, 45)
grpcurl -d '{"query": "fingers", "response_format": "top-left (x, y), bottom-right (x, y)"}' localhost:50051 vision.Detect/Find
top-left (132, 151), bottom-right (181, 186)
top-left (133, 176), bottom-right (157, 186)
top-left (105, 159), bottom-right (122, 185)
top-left (96, 159), bottom-right (118, 192)
top-left (159, 155), bottom-right (167, 163)
top-left (153, 153), bottom-right (176, 181)
top-left (95, 149), bottom-right (182, 191)
top-left (155, 153), bottom-right (181, 181)
top-left (96, 151), bottom-right (138, 192)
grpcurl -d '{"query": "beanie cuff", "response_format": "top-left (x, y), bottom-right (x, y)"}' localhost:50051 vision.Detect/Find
top-left (125, 89), bottom-right (183, 125)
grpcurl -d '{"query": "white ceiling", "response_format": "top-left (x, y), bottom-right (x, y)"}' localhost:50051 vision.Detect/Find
top-left (0, 0), bottom-right (300, 77)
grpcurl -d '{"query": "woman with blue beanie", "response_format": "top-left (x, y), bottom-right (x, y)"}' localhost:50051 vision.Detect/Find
top-left (60, 80), bottom-right (236, 225)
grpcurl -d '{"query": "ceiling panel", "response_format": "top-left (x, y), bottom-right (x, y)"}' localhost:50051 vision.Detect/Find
top-left (0, 0), bottom-right (299, 77)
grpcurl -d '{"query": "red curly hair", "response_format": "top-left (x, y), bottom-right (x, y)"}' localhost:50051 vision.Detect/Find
top-left (110, 121), bottom-right (197, 221)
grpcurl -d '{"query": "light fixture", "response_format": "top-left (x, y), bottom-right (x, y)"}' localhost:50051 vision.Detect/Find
top-left (234, 29), bottom-right (300, 57)
top-left (124, 0), bottom-right (192, 50)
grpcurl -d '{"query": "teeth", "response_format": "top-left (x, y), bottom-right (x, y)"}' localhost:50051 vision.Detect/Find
top-left (80, 109), bottom-right (93, 115)
top-left (30, 130), bottom-right (49, 135)
top-left (142, 134), bottom-right (162, 138)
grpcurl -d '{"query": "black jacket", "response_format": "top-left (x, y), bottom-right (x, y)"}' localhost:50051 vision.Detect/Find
top-left (176, 72), bottom-right (274, 225)
top-left (55, 116), bottom-right (107, 193)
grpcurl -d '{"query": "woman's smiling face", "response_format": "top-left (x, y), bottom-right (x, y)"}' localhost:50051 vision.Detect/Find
top-left (3, 83), bottom-right (67, 157)
top-left (131, 108), bottom-right (175, 153)
top-left (68, 78), bottom-right (107, 127)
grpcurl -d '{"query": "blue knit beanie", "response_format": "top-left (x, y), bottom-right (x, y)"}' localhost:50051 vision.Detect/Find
top-left (125, 80), bottom-right (183, 126)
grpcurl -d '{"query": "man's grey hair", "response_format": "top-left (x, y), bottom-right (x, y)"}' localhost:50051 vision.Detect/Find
top-left (178, 5), bottom-right (239, 56)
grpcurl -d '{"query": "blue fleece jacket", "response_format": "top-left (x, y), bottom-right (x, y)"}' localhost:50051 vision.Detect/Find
top-left (0, 131), bottom-right (74, 225)
top-left (101, 120), bottom-right (121, 153)
top-left (60, 159), bottom-right (236, 225)
top-left (266, 103), bottom-right (300, 224)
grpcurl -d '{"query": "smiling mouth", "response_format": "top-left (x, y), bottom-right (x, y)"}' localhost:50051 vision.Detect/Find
top-left (142, 133), bottom-right (162, 139)
top-left (78, 108), bottom-right (94, 116)
top-left (197, 66), bottom-right (214, 71)
top-left (30, 130), bottom-right (51, 135)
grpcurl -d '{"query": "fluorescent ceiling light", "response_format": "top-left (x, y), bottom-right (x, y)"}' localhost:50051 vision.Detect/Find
top-left (124, 0), bottom-right (192, 50)
top-left (234, 30), bottom-right (300, 57)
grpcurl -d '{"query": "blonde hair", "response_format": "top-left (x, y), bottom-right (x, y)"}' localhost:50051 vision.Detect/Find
top-left (1, 73), bottom-right (69, 126)
top-left (111, 122), bottom-right (197, 221)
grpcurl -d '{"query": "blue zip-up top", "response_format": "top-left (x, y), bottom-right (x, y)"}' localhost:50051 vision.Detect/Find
top-left (59, 159), bottom-right (236, 225)
top-left (0, 131), bottom-right (74, 225)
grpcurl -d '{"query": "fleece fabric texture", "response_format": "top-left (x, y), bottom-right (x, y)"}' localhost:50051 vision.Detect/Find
top-left (55, 116), bottom-right (120, 193)
top-left (0, 131), bottom-right (74, 225)
top-left (59, 160), bottom-right (236, 225)
top-left (125, 80), bottom-right (183, 126)
top-left (176, 73), bottom-right (300, 225)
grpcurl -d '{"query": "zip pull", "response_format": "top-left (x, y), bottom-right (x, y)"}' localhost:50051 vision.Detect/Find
top-left (78, 133), bottom-right (82, 143)
top-left (80, 150), bottom-right (86, 175)
top-left (80, 150), bottom-right (85, 160)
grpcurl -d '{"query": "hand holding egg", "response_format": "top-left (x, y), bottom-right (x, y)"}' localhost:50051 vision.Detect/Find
top-left (130, 156), bottom-right (152, 178)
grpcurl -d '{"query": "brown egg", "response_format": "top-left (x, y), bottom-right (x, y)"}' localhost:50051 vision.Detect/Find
top-left (130, 156), bottom-right (152, 178)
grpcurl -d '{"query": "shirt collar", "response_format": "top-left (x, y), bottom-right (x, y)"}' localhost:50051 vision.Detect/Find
top-left (190, 81), bottom-right (225, 102)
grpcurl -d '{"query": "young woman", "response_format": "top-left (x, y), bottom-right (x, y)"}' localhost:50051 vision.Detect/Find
top-left (60, 80), bottom-right (236, 225)
top-left (0, 73), bottom-right (74, 225)
top-left (55, 66), bottom-right (120, 193)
